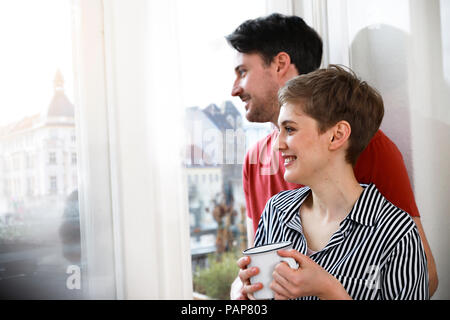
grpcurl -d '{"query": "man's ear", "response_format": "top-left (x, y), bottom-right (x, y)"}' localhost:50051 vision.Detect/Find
top-left (273, 52), bottom-right (291, 76)
top-left (328, 121), bottom-right (351, 151)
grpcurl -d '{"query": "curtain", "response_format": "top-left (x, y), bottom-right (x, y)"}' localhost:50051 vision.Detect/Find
top-left (73, 0), bottom-right (192, 299)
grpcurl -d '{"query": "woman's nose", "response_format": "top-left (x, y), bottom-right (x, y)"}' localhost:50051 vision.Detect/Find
top-left (273, 131), bottom-right (285, 152)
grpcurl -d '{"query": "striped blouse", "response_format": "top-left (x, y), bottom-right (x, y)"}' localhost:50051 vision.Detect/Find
top-left (254, 184), bottom-right (429, 300)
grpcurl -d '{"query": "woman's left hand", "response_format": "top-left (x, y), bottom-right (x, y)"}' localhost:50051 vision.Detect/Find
top-left (270, 249), bottom-right (352, 300)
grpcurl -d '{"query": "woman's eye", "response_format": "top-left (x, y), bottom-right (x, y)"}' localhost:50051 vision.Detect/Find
top-left (285, 126), bottom-right (294, 133)
top-left (238, 69), bottom-right (247, 76)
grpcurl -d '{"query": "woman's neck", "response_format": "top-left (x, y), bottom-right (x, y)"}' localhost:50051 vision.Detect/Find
top-left (305, 165), bottom-right (363, 223)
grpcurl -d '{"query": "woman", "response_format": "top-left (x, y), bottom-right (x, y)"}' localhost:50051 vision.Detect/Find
top-left (237, 65), bottom-right (428, 300)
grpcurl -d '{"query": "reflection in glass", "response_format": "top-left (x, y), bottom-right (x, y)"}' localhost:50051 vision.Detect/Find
top-left (0, 72), bottom-right (84, 299)
top-left (0, 0), bottom-right (85, 299)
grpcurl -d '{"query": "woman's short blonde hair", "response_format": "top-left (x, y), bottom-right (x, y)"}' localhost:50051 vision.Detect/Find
top-left (278, 65), bottom-right (384, 165)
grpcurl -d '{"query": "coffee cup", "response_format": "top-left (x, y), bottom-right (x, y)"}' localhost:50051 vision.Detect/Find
top-left (243, 241), bottom-right (299, 300)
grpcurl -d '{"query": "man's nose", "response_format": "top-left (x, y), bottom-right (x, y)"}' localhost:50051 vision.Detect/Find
top-left (231, 81), bottom-right (242, 97)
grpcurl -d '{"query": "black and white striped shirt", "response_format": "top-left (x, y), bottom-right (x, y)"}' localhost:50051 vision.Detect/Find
top-left (254, 184), bottom-right (429, 300)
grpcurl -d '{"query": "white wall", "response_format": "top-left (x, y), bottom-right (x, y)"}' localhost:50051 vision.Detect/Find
top-left (408, 0), bottom-right (450, 300)
top-left (331, 0), bottom-right (450, 299)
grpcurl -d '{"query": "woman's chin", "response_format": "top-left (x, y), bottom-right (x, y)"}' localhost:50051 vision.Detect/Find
top-left (284, 173), bottom-right (303, 185)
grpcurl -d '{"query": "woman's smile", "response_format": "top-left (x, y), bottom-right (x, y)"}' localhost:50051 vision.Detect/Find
top-left (282, 154), bottom-right (297, 167)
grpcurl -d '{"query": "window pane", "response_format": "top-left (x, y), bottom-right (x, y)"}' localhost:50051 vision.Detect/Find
top-left (176, 0), bottom-right (271, 299)
top-left (0, 0), bottom-right (86, 299)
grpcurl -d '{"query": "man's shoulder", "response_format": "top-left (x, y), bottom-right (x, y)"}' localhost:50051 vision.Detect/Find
top-left (358, 129), bottom-right (408, 172)
top-left (357, 130), bottom-right (405, 170)
top-left (244, 129), bottom-right (277, 165)
top-left (365, 129), bottom-right (402, 155)
top-left (247, 129), bottom-right (277, 152)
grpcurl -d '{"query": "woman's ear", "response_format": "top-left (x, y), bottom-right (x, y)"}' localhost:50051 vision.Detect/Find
top-left (329, 121), bottom-right (351, 151)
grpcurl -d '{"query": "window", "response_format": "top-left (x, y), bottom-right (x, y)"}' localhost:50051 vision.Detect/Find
top-left (0, 0), bottom-right (89, 299)
top-left (2, 0), bottom-right (271, 300)
top-left (49, 176), bottom-right (57, 194)
top-left (26, 153), bottom-right (34, 169)
top-left (13, 154), bottom-right (21, 171)
top-left (48, 152), bottom-right (56, 165)
top-left (13, 0), bottom-right (447, 301)
top-left (177, 0), bottom-right (272, 299)
top-left (26, 177), bottom-right (34, 196)
top-left (5, 180), bottom-right (11, 197)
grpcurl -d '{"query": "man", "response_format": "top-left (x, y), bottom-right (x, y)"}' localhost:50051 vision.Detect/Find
top-left (226, 13), bottom-right (437, 299)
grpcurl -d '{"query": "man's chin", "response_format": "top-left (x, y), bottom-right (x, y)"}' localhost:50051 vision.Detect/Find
top-left (245, 110), bottom-right (268, 123)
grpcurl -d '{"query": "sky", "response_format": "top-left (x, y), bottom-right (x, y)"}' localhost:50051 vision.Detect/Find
top-left (0, 0), bottom-right (268, 128)
top-left (175, 0), bottom-right (266, 112)
top-left (0, 0), bottom-right (73, 126)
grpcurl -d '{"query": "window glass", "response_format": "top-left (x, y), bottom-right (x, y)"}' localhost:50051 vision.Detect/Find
top-left (0, 0), bottom-right (85, 299)
top-left (175, 0), bottom-right (271, 299)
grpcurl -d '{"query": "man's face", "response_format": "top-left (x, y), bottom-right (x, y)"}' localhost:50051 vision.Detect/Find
top-left (231, 52), bottom-right (280, 125)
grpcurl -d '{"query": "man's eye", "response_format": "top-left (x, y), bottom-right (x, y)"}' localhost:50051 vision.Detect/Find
top-left (238, 69), bottom-right (247, 76)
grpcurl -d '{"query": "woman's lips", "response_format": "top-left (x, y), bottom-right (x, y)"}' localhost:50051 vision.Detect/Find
top-left (283, 155), bottom-right (297, 167)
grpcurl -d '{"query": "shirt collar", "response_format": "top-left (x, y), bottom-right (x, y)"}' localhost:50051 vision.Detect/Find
top-left (278, 188), bottom-right (310, 230)
top-left (343, 183), bottom-right (384, 227)
top-left (279, 183), bottom-right (384, 228)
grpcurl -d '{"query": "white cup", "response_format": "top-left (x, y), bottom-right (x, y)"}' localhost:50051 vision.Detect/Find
top-left (243, 241), bottom-right (299, 300)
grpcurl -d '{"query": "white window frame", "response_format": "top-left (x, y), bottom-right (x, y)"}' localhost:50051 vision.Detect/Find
top-left (267, 0), bottom-right (335, 67)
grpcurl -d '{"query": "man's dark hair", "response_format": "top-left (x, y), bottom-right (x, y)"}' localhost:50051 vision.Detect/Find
top-left (226, 13), bottom-right (323, 75)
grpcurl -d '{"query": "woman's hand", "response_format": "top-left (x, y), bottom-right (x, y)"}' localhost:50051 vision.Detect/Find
top-left (235, 256), bottom-right (263, 300)
top-left (270, 249), bottom-right (352, 300)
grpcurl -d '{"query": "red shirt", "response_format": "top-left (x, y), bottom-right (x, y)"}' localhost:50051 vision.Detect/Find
top-left (243, 129), bottom-right (420, 233)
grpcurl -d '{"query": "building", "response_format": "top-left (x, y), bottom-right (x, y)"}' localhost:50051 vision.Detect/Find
top-left (184, 101), bottom-right (244, 211)
top-left (184, 101), bottom-right (246, 267)
top-left (0, 70), bottom-right (77, 225)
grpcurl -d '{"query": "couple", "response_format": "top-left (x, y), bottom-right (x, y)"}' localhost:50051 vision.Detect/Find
top-left (225, 13), bottom-right (436, 300)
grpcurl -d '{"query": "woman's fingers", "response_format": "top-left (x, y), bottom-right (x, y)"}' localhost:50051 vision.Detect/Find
top-left (270, 279), bottom-right (291, 300)
top-left (272, 265), bottom-right (290, 288)
top-left (243, 282), bottom-right (263, 297)
top-left (238, 265), bottom-right (259, 283)
top-left (237, 255), bottom-right (263, 299)
top-left (237, 256), bottom-right (251, 269)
